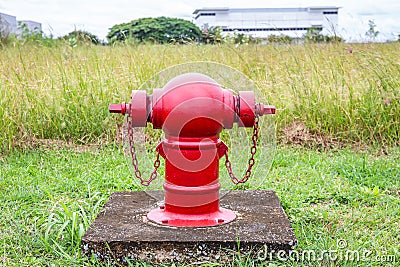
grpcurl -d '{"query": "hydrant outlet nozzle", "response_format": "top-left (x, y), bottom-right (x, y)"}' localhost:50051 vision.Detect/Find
top-left (256, 104), bottom-right (276, 116)
top-left (109, 103), bottom-right (129, 115)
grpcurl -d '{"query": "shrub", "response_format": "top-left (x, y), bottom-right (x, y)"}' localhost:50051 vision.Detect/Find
top-left (201, 27), bottom-right (223, 44)
top-left (61, 30), bottom-right (101, 46)
top-left (267, 34), bottom-right (293, 44)
top-left (304, 27), bottom-right (344, 43)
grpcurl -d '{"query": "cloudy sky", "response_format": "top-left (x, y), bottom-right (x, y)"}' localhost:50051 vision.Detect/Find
top-left (1, 0), bottom-right (399, 42)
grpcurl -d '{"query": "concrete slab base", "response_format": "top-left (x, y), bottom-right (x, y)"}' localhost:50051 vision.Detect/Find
top-left (81, 190), bottom-right (297, 265)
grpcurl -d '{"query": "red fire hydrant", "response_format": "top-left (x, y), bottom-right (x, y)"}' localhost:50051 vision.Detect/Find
top-left (109, 73), bottom-right (275, 227)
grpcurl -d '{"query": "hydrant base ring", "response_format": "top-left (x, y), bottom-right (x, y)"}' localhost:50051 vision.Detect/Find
top-left (147, 207), bottom-right (236, 228)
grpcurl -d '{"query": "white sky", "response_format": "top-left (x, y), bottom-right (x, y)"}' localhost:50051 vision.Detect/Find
top-left (1, 0), bottom-right (399, 42)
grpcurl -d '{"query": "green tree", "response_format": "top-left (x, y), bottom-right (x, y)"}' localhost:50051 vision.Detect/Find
top-left (62, 30), bottom-right (100, 45)
top-left (61, 30), bottom-right (100, 46)
top-left (107, 17), bottom-right (201, 44)
top-left (365, 20), bottom-right (379, 40)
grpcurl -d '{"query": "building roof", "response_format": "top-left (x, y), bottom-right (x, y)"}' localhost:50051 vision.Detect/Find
top-left (193, 7), bottom-right (229, 14)
top-left (19, 20), bottom-right (41, 24)
top-left (0, 12), bottom-right (16, 18)
top-left (193, 6), bottom-right (340, 15)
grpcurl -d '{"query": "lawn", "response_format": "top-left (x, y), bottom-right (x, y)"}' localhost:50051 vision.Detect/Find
top-left (0, 145), bottom-right (399, 266)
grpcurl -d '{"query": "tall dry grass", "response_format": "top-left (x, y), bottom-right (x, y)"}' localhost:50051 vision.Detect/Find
top-left (0, 42), bottom-right (399, 152)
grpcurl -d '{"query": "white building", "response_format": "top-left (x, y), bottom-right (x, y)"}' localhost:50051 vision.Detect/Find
top-left (193, 7), bottom-right (339, 38)
top-left (18, 20), bottom-right (42, 33)
top-left (0, 12), bottom-right (41, 37)
top-left (0, 12), bottom-right (18, 37)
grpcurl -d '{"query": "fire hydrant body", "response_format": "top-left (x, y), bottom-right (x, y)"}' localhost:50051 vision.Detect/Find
top-left (109, 73), bottom-right (275, 227)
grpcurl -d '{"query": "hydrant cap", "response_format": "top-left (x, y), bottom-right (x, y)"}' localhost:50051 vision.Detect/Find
top-left (162, 72), bottom-right (219, 92)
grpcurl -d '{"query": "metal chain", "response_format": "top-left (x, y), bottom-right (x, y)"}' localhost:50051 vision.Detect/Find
top-left (127, 111), bottom-right (259, 186)
top-left (224, 116), bottom-right (259, 184)
top-left (127, 115), bottom-right (161, 186)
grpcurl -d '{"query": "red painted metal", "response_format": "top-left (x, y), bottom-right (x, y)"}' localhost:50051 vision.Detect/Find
top-left (109, 73), bottom-right (274, 227)
top-left (256, 104), bottom-right (276, 115)
top-left (129, 90), bottom-right (149, 127)
top-left (237, 91), bottom-right (255, 127)
top-left (109, 103), bottom-right (129, 115)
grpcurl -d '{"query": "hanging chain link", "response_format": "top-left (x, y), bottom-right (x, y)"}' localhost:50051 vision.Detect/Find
top-left (224, 116), bottom-right (260, 184)
top-left (127, 115), bottom-right (161, 186)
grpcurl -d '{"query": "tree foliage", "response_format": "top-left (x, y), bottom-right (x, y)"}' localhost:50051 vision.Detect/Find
top-left (61, 30), bottom-right (100, 46)
top-left (200, 27), bottom-right (223, 44)
top-left (107, 17), bottom-right (201, 44)
top-left (365, 20), bottom-right (379, 40)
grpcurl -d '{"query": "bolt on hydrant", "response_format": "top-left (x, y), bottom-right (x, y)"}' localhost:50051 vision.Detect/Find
top-left (109, 73), bottom-right (275, 227)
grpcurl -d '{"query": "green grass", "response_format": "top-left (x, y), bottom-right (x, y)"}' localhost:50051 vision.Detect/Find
top-left (1, 43), bottom-right (400, 153)
top-left (0, 146), bottom-right (399, 266)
